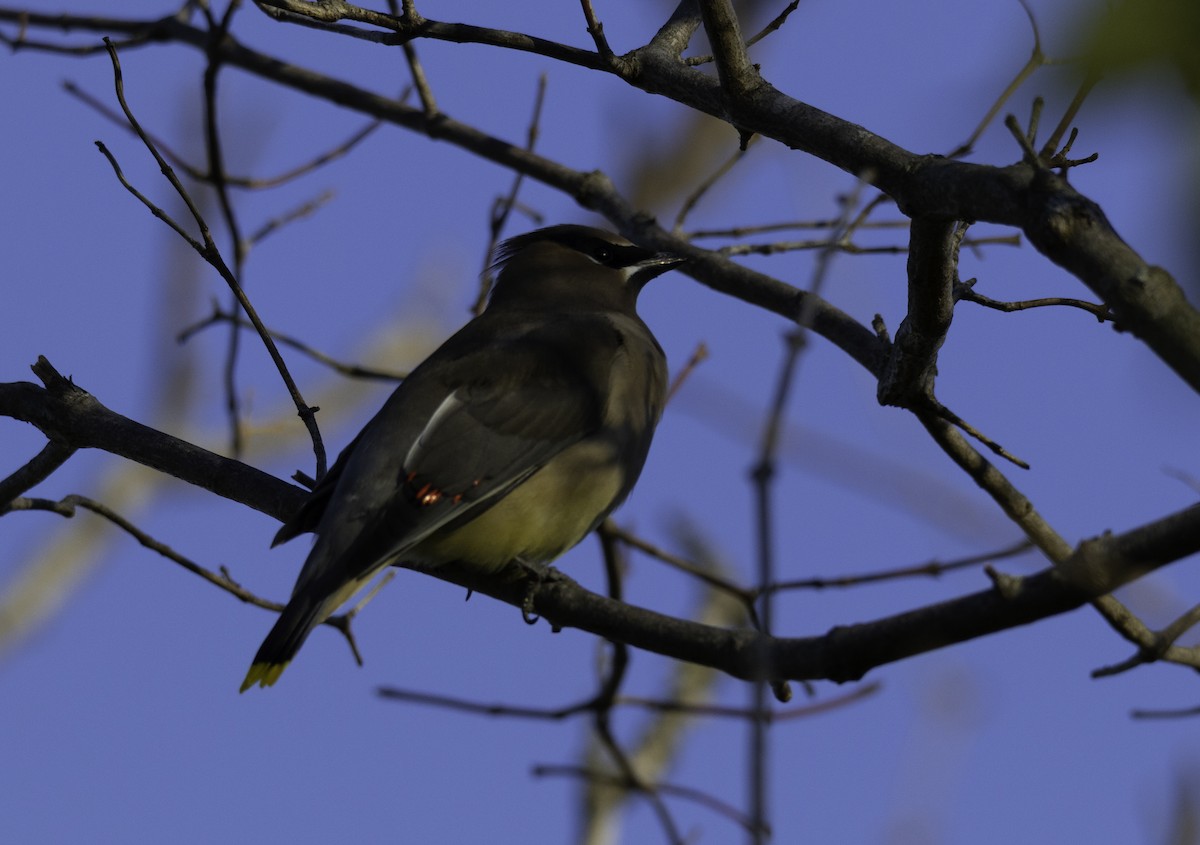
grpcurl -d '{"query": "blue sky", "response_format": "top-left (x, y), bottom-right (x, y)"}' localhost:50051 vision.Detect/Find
top-left (3, 1), bottom-right (1199, 842)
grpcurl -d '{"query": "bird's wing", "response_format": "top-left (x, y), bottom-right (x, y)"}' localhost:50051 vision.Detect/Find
top-left (287, 315), bottom-right (622, 592)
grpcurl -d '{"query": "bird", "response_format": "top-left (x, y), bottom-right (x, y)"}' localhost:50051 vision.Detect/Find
top-left (240, 224), bottom-right (682, 691)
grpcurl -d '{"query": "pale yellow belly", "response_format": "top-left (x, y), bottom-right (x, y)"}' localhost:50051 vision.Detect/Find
top-left (409, 439), bottom-right (624, 572)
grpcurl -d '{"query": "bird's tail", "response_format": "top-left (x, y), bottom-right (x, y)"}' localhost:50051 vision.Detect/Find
top-left (239, 596), bottom-right (326, 692)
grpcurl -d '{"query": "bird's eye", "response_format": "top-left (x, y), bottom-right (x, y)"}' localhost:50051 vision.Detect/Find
top-left (590, 244), bottom-right (614, 264)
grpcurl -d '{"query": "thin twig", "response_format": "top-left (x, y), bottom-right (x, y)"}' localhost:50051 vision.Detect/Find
top-left (0, 17), bottom-right (157, 54)
top-left (376, 685), bottom-right (593, 719)
top-left (591, 722), bottom-right (687, 845)
top-left (686, 0), bottom-right (801, 67)
top-left (0, 441), bottom-right (78, 508)
top-left (579, 0), bottom-right (614, 60)
top-left (608, 522), bottom-right (753, 603)
top-left (6, 493), bottom-right (362, 652)
top-left (915, 412), bottom-right (1191, 675)
top-left (618, 680), bottom-right (882, 721)
top-left (97, 38), bottom-right (327, 478)
top-left (933, 400), bottom-right (1030, 469)
top-left (748, 176), bottom-right (865, 844)
top-left (474, 74), bottom-right (548, 314)
top-left (200, 1), bottom-right (251, 459)
top-left (666, 341), bottom-right (709, 402)
top-left (1131, 704), bottom-right (1200, 720)
top-left (246, 190), bottom-right (336, 248)
top-left (589, 527), bottom-right (688, 844)
top-left (674, 135), bottom-right (759, 230)
top-left (402, 41), bottom-right (438, 115)
top-left (1040, 71), bottom-right (1099, 161)
top-left (63, 80), bottom-right (384, 189)
top-left (690, 218), bottom-right (910, 239)
top-left (765, 539), bottom-right (1035, 593)
top-left (326, 571), bottom-right (396, 665)
top-left (535, 764), bottom-right (758, 835)
top-left (176, 305), bottom-right (407, 382)
top-left (744, 0), bottom-right (800, 51)
top-left (720, 233), bottom-right (1019, 257)
top-left (947, 0), bottom-right (1056, 158)
top-left (1092, 603), bottom-right (1200, 678)
top-left (956, 281), bottom-right (1112, 322)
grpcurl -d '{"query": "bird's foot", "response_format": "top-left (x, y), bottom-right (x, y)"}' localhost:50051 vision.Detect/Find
top-left (514, 559), bottom-right (563, 626)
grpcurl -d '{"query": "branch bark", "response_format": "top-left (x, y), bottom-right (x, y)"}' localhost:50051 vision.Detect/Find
top-left (2, 7), bottom-right (1196, 391)
top-left (0, 357), bottom-right (304, 521)
top-left (4, 358), bottom-right (1199, 684)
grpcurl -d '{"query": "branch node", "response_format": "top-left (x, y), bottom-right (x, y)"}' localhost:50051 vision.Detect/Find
top-left (984, 565), bottom-right (1023, 600)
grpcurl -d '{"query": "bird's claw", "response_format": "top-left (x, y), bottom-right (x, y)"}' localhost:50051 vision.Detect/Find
top-left (515, 559), bottom-right (562, 625)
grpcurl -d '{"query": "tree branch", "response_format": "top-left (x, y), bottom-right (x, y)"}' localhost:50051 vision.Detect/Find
top-left (877, 217), bottom-right (959, 406)
top-left (0, 357), bottom-right (305, 521)
top-left (697, 0), bottom-right (759, 104)
top-left (10, 8), bottom-right (1194, 392)
top-left (5, 358), bottom-right (1199, 687)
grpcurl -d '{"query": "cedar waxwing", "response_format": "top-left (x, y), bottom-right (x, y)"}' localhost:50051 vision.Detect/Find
top-left (241, 225), bottom-right (681, 690)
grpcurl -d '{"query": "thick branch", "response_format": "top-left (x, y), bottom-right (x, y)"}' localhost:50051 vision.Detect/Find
top-left (4, 358), bottom-right (1199, 684)
top-left (697, 0), bottom-right (759, 103)
top-left (436, 501), bottom-right (1200, 684)
top-left (1, 358), bottom-right (304, 520)
top-left (877, 217), bottom-right (958, 406)
top-left (5, 9), bottom-right (1194, 389)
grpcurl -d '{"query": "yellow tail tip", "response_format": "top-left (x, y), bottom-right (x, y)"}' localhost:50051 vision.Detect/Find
top-left (239, 661), bottom-right (288, 693)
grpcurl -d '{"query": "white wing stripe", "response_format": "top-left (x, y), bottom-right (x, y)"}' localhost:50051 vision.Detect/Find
top-left (403, 389), bottom-right (464, 470)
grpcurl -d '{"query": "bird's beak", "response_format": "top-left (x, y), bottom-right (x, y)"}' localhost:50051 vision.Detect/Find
top-left (628, 254), bottom-right (686, 287)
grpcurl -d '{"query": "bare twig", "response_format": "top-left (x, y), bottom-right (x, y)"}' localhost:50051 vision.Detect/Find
top-left (376, 685), bottom-right (594, 719)
top-left (744, 0), bottom-right (800, 51)
top-left (586, 700), bottom-right (687, 845)
top-left (947, 0), bottom-right (1057, 158)
top-left (326, 571), bottom-right (396, 665)
top-left (932, 400), bottom-right (1030, 470)
top-left (618, 680), bottom-right (882, 722)
top-left (686, 0), bottom-right (801, 67)
top-left (536, 764), bottom-right (756, 835)
top-left (689, 218), bottom-right (910, 239)
top-left (608, 522), bottom-right (753, 604)
top-left (666, 341), bottom-right (709, 403)
top-left (4, 493), bottom-right (363, 653)
top-left (200, 1), bottom-right (251, 459)
top-left (766, 539), bottom-right (1035, 593)
top-left (697, 0), bottom-right (759, 104)
top-left (585, 527), bottom-right (686, 845)
top-left (579, 0), bottom-right (614, 61)
top-left (177, 305), bottom-right (407, 382)
top-left (720, 233), bottom-right (1019, 257)
top-left (63, 80), bottom-right (383, 188)
top-left (1131, 704), bottom-right (1200, 720)
top-left (246, 190), bottom-right (335, 248)
top-left (745, 176), bottom-right (865, 844)
top-left (956, 280), bottom-right (1113, 322)
top-left (475, 74), bottom-right (548, 314)
top-left (96, 38), bottom-right (327, 478)
top-left (0, 440), bottom-right (77, 507)
top-left (674, 135), bottom-right (759, 230)
top-left (1040, 72), bottom-right (1100, 162)
top-left (1092, 603), bottom-right (1200, 678)
top-left (402, 41), bottom-right (437, 116)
